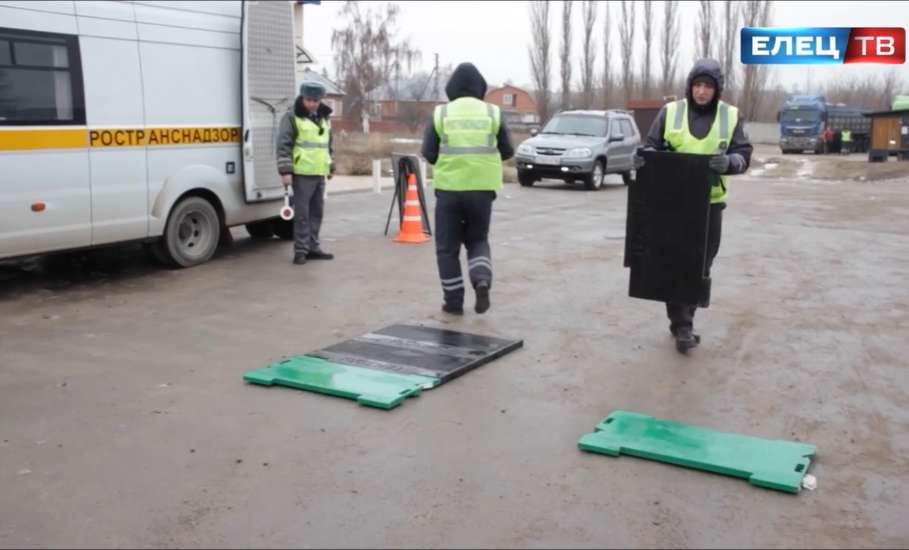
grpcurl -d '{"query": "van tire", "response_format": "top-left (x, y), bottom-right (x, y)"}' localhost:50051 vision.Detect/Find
top-left (272, 219), bottom-right (294, 240)
top-left (148, 241), bottom-right (175, 267)
top-left (155, 196), bottom-right (221, 268)
top-left (245, 220), bottom-right (275, 239)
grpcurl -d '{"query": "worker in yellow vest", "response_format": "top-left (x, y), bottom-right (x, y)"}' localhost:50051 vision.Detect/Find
top-left (276, 82), bottom-right (335, 265)
top-left (642, 59), bottom-right (753, 353)
top-left (421, 63), bottom-right (514, 315)
top-left (840, 129), bottom-right (853, 155)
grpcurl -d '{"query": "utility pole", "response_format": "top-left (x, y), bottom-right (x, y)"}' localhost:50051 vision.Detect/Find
top-left (432, 53), bottom-right (440, 100)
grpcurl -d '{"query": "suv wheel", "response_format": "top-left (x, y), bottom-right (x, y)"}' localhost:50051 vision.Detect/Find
top-left (584, 160), bottom-right (605, 190)
top-left (518, 170), bottom-right (537, 187)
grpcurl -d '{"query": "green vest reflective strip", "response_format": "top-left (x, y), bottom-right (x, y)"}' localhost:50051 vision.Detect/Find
top-left (841, 130), bottom-right (852, 142)
top-left (664, 99), bottom-right (738, 203)
top-left (432, 98), bottom-right (503, 191)
top-left (293, 116), bottom-right (331, 176)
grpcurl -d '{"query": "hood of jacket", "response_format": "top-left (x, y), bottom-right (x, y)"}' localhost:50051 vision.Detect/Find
top-left (686, 58), bottom-right (724, 113)
top-left (445, 62), bottom-right (488, 101)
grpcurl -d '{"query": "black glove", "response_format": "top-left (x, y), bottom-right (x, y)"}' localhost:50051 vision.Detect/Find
top-left (708, 154), bottom-right (730, 174)
top-left (328, 162), bottom-right (336, 180)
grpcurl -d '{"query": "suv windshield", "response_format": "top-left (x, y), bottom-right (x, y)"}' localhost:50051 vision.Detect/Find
top-left (780, 110), bottom-right (821, 123)
top-left (542, 115), bottom-right (607, 137)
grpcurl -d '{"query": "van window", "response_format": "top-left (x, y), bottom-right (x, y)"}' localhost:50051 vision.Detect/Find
top-left (610, 119), bottom-right (625, 138)
top-left (0, 28), bottom-right (85, 125)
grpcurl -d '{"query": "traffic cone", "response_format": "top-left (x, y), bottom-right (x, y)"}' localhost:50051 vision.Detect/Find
top-left (394, 172), bottom-right (430, 243)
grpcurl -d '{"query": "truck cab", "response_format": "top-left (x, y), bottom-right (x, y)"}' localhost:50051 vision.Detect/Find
top-left (778, 95), bottom-right (826, 154)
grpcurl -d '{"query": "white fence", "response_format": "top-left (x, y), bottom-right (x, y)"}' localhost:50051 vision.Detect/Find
top-left (744, 122), bottom-right (780, 145)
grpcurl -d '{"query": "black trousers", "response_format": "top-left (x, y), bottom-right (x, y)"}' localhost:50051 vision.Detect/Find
top-left (434, 190), bottom-right (496, 305)
top-left (666, 202), bottom-right (725, 333)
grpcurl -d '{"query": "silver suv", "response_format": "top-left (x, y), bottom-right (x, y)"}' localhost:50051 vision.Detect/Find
top-left (515, 110), bottom-right (641, 190)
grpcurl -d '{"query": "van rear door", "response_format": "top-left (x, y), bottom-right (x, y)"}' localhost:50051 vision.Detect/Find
top-left (241, 0), bottom-right (296, 203)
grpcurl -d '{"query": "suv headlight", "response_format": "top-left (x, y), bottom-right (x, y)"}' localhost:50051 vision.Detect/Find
top-left (517, 143), bottom-right (535, 156)
top-left (565, 147), bottom-right (592, 158)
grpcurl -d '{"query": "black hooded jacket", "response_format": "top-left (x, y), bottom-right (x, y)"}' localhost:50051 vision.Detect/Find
top-left (645, 58), bottom-right (752, 175)
top-left (421, 63), bottom-right (515, 165)
top-left (276, 97), bottom-right (334, 176)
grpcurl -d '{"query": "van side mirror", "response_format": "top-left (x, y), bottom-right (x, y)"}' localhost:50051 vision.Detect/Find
top-left (530, 128), bottom-right (539, 136)
top-left (609, 134), bottom-right (623, 142)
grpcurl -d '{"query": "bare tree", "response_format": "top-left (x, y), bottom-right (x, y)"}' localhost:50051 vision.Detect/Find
top-left (641, 0), bottom-right (654, 98)
top-left (697, 1), bottom-right (714, 61)
top-left (398, 102), bottom-right (430, 133)
top-left (822, 76), bottom-right (872, 110)
top-left (619, 0), bottom-right (636, 103)
top-left (880, 69), bottom-right (903, 111)
top-left (332, 2), bottom-right (419, 130)
top-left (660, 0), bottom-right (680, 97)
top-left (580, 1), bottom-right (597, 109)
top-left (559, 1), bottom-right (574, 110)
top-left (528, 1), bottom-right (553, 124)
top-left (822, 72), bottom-right (903, 112)
top-left (403, 67), bottom-right (453, 101)
top-left (600, 2), bottom-right (612, 108)
top-left (740, 1), bottom-right (774, 121)
top-left (719, 1), bottom-right (739, 100)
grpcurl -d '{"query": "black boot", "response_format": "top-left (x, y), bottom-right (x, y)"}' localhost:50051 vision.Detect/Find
top-left (674, 326), bottom-right (699, 354)
top-left (442, 302), bottom-right (464, 315)
top-left (307, 250), bottom-right (334, 260)
top-left (474, 282), bottom-right (490, 314)
top-left (293, 253), bottom-right (308, 265)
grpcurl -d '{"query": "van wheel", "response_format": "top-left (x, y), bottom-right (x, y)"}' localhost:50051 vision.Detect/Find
top-left (622, 169), bottom-right (635, 186)
top-left (147, 241), bottom-right (174, 266)
top-left (153, 196), bottom-right (221, 268)
top-left (584, 160), bottom-right (605, 190)
top-left (245, 220), bottom-right (275, 239)
top-left (272, 219), bottom-right (294, 240)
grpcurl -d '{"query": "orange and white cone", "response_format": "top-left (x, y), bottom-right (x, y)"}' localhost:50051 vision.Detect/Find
top-left (394, 173), bottom-right (430, 244)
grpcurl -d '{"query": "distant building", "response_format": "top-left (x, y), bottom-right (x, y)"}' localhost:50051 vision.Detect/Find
top-left (485, 85), bottom-right (540, 127)
top-left (864, 108), bottom-right (909, 161)
top-left (330, 75), bottom-right (447, 134)
top-left (626, 99), bottom-right (671, 138)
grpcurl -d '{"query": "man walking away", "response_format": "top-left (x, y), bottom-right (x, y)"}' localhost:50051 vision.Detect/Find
top-left (421, 63), bottom-right (515, 315)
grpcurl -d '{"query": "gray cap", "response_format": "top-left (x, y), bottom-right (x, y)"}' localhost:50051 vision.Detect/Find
top-left (299, 81), bottom-right (326, 99)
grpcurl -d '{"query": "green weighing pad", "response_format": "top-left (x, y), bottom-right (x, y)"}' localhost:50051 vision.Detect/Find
top-left (578, 411), bottom-right (817, 493)
top-left (244, 324), bottom-right (523, 410)
top-left (244, 355), bottom-right (438, 410)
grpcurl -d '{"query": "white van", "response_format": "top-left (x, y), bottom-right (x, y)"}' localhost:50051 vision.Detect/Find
top-left (0, 0), bottom-right (296, 267)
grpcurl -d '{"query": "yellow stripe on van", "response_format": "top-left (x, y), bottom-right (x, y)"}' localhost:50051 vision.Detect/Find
top-left (89, 126), bottom-right (242, 147)
top-left (0, 126), bottom-right (241, 151)
top-left (0, 128), bottom-right (89, 151)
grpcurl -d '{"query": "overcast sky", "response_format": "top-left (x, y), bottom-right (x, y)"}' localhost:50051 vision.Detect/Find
top-left (302, 0), bottom-right (909, 94)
